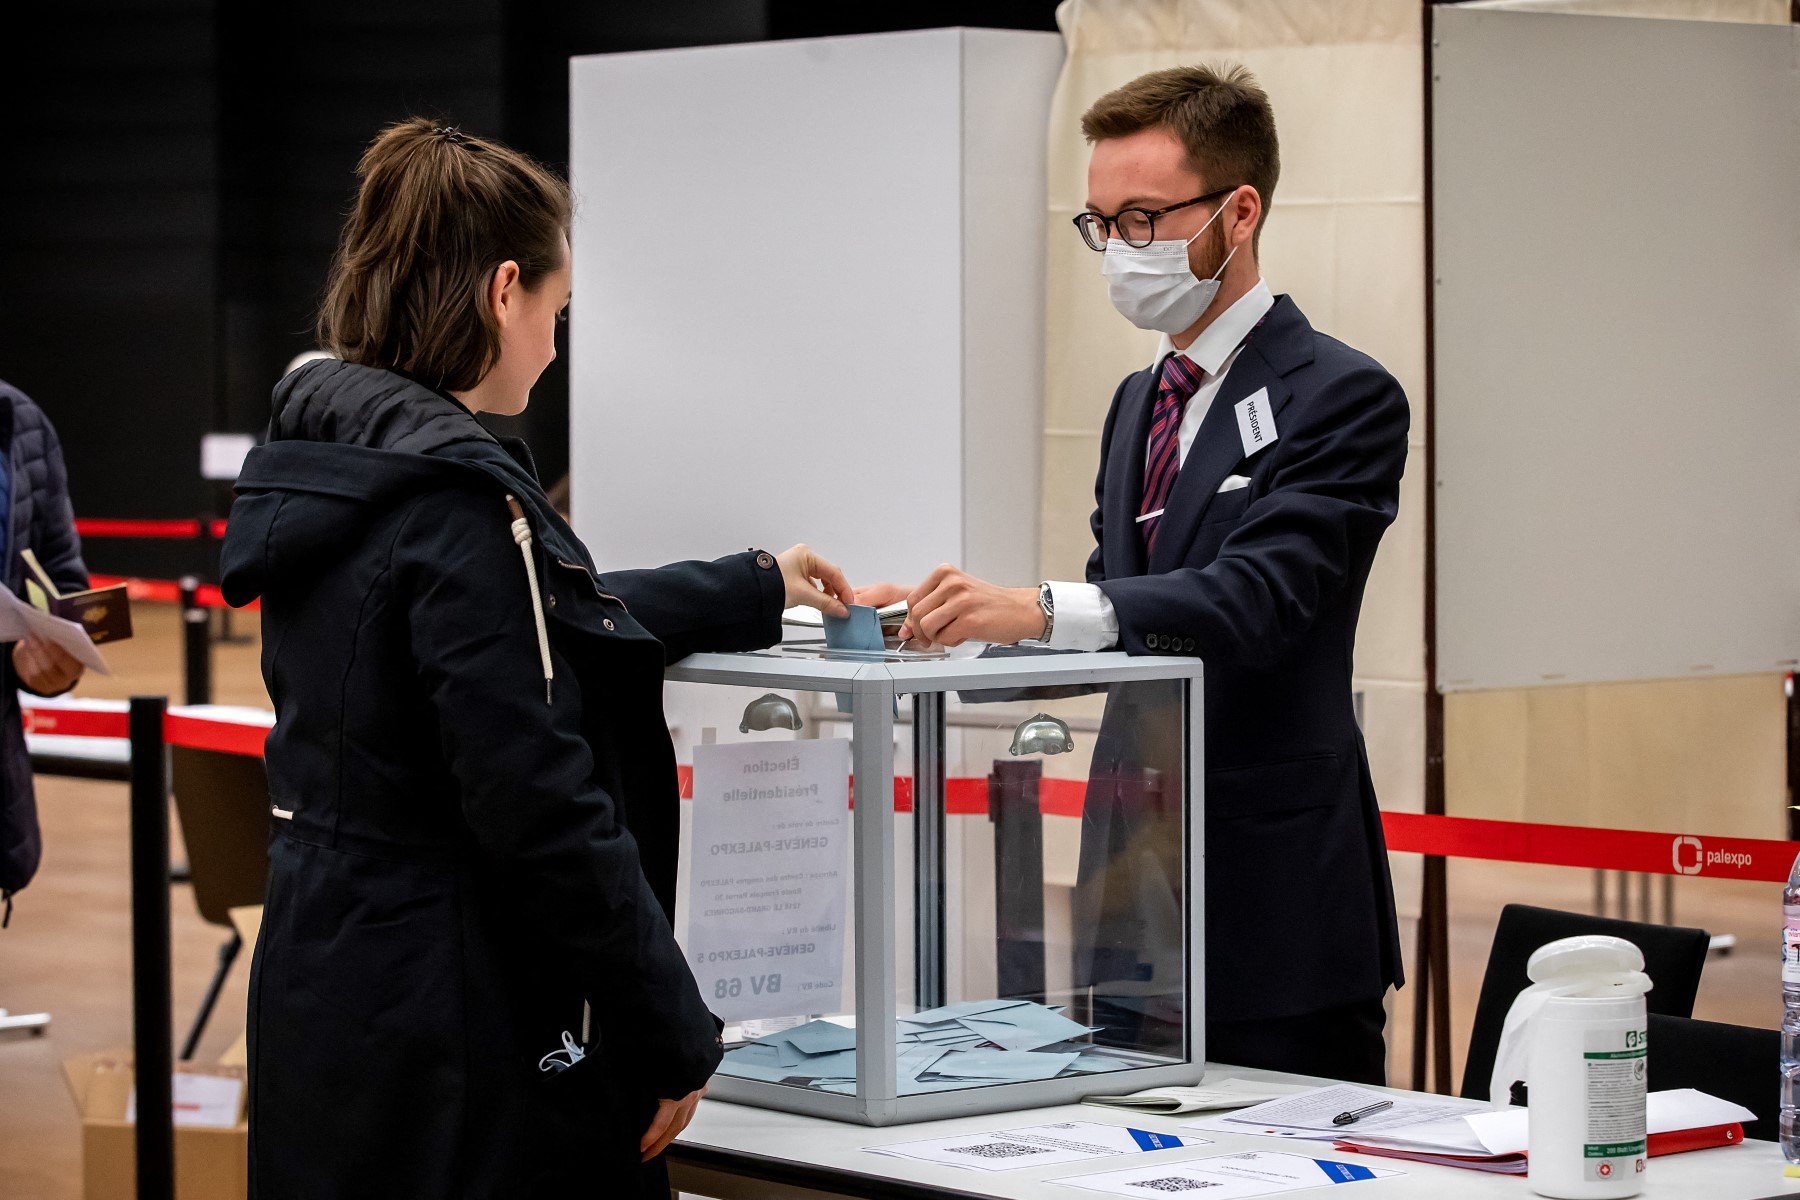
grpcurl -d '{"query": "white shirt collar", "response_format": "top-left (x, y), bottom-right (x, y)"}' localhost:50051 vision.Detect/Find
top-left (1152, 278), bottom-right (1275, 374)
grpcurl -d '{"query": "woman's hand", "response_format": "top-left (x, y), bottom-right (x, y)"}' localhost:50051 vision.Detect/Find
top-left (777, 544), bottom-right (853, 619)
top-left (640, 1086), bottom-right (706, 1161)
top-left (12, 635), bottom-right (84, 695)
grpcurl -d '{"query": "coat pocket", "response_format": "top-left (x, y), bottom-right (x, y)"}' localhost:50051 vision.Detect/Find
top-left (1206, 752), bottom-right (1345, 819)
top-left (536, 1033), bottom-right (656, 1167)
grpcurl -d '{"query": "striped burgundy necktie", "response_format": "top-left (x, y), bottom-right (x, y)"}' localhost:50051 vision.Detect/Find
top-left (1139, 353), bottom-right (1206, 554)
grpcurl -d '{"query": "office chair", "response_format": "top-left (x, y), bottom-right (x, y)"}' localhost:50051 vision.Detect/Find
top-left (169, 744), bottom-right (271, 1060)
top-left (1463, 904), bottom-right (1709, 1100)
top-left (1646, 1014), bottom-right (1778, 1142)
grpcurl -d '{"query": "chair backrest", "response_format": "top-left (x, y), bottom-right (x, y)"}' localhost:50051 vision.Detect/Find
top-left (1646, 1014), bottom-right (1777, 1142)
top-left (170, 745), bottom-right (271, 928)
top-left (1461, 904), bottom-right (1709, 1100)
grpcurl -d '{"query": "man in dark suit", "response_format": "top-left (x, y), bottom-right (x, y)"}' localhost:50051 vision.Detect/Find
top-left (861, 64), bottom-right (1406, 1082)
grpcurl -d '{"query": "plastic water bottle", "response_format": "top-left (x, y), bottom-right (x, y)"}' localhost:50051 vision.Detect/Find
top-left (1781, 850), bottom-right (1800, 1161)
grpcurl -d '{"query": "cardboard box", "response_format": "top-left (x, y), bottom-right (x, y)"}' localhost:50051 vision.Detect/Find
top-left (62, 1048), bottom-right (247, 1200)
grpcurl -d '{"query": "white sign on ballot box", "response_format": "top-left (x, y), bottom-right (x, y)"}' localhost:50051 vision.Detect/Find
top-left (685, 738), bottom-right (851, 1021)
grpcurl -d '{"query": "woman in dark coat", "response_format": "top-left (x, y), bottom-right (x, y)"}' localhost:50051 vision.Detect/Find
top-left (218, 118), bottom-right (852, 1199)
top-left (0, 379), bottom-right (93, 923)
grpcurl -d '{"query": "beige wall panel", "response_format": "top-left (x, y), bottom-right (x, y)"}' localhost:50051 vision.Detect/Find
top-left (1447, 676), bottom-right (1786, 838)
top-left (1361, 681), bottom-right (1427, 917)
top-left (1445, 689), bottom-right (1531, 822)
top-left (1356, 463), bottom-right (1427, 682)
top-left (1327, 203), bottom-right (1427, 399)
top-left (1041, 431), bottom-right (1105, 582)
top-left (1468, 0), bottom-right (1785, 20)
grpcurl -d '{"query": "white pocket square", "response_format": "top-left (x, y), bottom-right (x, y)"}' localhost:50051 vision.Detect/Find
top-left (1217, 475), bottom-right (1251, 494)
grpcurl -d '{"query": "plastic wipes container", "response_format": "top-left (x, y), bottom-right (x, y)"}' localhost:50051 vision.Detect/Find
top-left (1520, 937), bottom-right (1651, 1199)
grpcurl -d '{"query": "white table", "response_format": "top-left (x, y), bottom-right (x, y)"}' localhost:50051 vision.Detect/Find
top-left (670, 1064), bottom-right (1794, 1200)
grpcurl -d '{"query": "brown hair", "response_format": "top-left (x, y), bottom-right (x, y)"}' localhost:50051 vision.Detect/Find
top-left (1080, 64), bottom-right (1279, 251)
top-left (317, 118), bottom-right (571, 392)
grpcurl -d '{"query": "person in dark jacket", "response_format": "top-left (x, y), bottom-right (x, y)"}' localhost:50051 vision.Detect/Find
top-left (0, 379), bottom-right (92, 924)
top-left (218, 119), bottom-right (853, 1199)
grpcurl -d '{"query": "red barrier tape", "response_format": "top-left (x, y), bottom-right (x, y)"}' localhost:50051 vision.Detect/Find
top-left (20, 703), bottom-right (268, 757)
top-left (1380, 811), bottom-right (1795, 884)
top-left (21, 706), bottom-right (129, 740)
top-left (75, 518), bottom-right (204, 539)
top-left (88, 575), bottom-right (257, 612)
top-left (162, 712), bottom-right (270, 757)
top-left (27, 705), bottom-right (1795, 882)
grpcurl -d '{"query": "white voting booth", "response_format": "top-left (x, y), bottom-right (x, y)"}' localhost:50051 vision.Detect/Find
top-left (568, 27), bottom-right (1060, 588)
top-left (568, 31), bottom-right (1067, 995)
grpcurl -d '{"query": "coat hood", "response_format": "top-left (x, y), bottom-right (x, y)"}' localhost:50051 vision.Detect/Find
top-left (222, 359), bottom-right (578, 601)
top-left (221, 358), bottom-right (577, 701)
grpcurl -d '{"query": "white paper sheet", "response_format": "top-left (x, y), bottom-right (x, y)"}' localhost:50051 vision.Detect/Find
top-left (0, 586), bottom-right (108, 674)
top-left (684, 739), bottom-right (850, 1020)
top-left (1083, 1078), bottom-right (1307, 1115)
top-left (868, 1120), bottom-right (1204, 1173)
top-left (127, 1072), bottom-right (244, 1129)
top-left (1056, 1150), bottom-right (1401, 1197)
top-left (1194, 1084), bottom-right (1481, 1139)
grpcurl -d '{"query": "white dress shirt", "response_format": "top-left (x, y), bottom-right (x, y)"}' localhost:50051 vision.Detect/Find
top-left (1040, 279), bottom-right (1275, 651)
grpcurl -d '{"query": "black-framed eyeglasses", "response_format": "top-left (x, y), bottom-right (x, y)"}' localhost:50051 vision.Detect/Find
top-left (1072, 186), bottom-right (1238, 252)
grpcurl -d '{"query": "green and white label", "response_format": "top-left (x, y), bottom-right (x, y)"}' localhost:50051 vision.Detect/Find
top-left (1581, 1025), bottom-right (1648, 1183)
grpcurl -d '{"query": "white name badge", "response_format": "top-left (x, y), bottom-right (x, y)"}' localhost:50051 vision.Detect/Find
top-left (1234, 387), bottom-right (1278, 456)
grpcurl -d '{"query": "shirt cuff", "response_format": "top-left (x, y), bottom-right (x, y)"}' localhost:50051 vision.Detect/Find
top-left (1043, 581), bottom-right (1119, 652)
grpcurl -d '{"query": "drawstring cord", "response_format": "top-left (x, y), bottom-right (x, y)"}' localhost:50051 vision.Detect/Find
top-left (505, 495), bottom-right (555, 705)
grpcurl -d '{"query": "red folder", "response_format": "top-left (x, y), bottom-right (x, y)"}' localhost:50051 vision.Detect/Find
top-left (1335, 1123), bottom-right (1742, 1175)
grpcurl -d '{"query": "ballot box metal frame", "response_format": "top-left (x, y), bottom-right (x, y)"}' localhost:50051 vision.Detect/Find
top-left (666, 649), bottom-right (1205, 1126)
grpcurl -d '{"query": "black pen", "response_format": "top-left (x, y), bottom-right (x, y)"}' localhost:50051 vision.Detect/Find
top-left (1332, 1099), bottom-right (1394, 1126)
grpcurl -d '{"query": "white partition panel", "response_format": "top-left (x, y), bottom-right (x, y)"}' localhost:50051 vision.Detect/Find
top-left (569, 29), bottom-right (1062, 587)
top-left (1432, 8), bottom-right (1800, 690)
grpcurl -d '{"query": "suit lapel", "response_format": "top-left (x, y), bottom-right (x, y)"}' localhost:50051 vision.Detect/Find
top-left (1147, 293), bottom-right (1317, 573)
top-left (1105, 364), bottom-right (1159, 579)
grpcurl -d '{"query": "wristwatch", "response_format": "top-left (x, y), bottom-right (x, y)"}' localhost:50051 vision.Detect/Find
top-left (1034, 581), bottom-right (1055, 644)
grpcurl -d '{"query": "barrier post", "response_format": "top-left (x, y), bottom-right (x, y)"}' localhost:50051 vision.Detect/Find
top-left (129, 695), bottom-right (174, 1200)
top-left (180, 576), bottom-right (212, 706)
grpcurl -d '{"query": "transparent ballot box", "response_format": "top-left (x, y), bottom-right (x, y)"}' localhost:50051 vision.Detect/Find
top-left (665, 642), bottom-right (1204, 1124)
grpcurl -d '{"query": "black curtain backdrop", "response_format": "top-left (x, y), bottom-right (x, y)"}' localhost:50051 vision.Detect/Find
top-left (0, 0), bottom-right (1057, 583)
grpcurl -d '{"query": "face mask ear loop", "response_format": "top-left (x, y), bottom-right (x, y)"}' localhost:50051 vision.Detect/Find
top-left (1181, 186), bottom-right (1238, 248)
top-left (1210, 241), bottom-right (1240, 283)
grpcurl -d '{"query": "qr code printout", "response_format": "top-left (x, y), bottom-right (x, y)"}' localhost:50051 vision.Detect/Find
top-left (948, 1141), bottom-right (1048, 1159)
top-left (1134, 1180), bottom-right (1220, 1193)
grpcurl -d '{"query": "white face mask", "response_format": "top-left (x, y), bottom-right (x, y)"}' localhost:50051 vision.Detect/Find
top-left (1100, 194), bottom-right (1238, 334)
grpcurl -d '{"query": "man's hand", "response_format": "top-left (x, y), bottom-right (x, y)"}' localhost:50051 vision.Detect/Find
top-left (640, 1086), bottom-right (706, 1161)
top-left (777, 544), bottom-right (853, 620)
top-left (12, 635), bottom-right (83, 695)
top-left (875, 565), bottom-right (1044, 649)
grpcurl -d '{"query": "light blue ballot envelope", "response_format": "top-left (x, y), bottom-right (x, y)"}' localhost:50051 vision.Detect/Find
top-left (823, 603), bottom-right (886, 712)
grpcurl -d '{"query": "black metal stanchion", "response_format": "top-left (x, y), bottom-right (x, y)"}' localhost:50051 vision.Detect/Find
top-left (129, 695), bottom-right (175, 1200)
top-left (180, 576), bottom-right (212, 706)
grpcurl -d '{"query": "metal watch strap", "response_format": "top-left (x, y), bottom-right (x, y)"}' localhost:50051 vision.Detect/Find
top-left (1036, 581), bottom-right (1055, 644)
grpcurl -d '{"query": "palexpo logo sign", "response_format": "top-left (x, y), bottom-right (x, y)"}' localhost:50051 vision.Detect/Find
top-left (1670, 835), bottom-right (1754, 876)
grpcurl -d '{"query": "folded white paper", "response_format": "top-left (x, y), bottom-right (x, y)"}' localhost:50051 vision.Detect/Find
top-left (868, 1120), bottom-right (1203, 1173)
top-left (1084, 1078), bottom-right (1305, 1115)
top-left (1058, 1149), bottom-right (1400, 1197)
